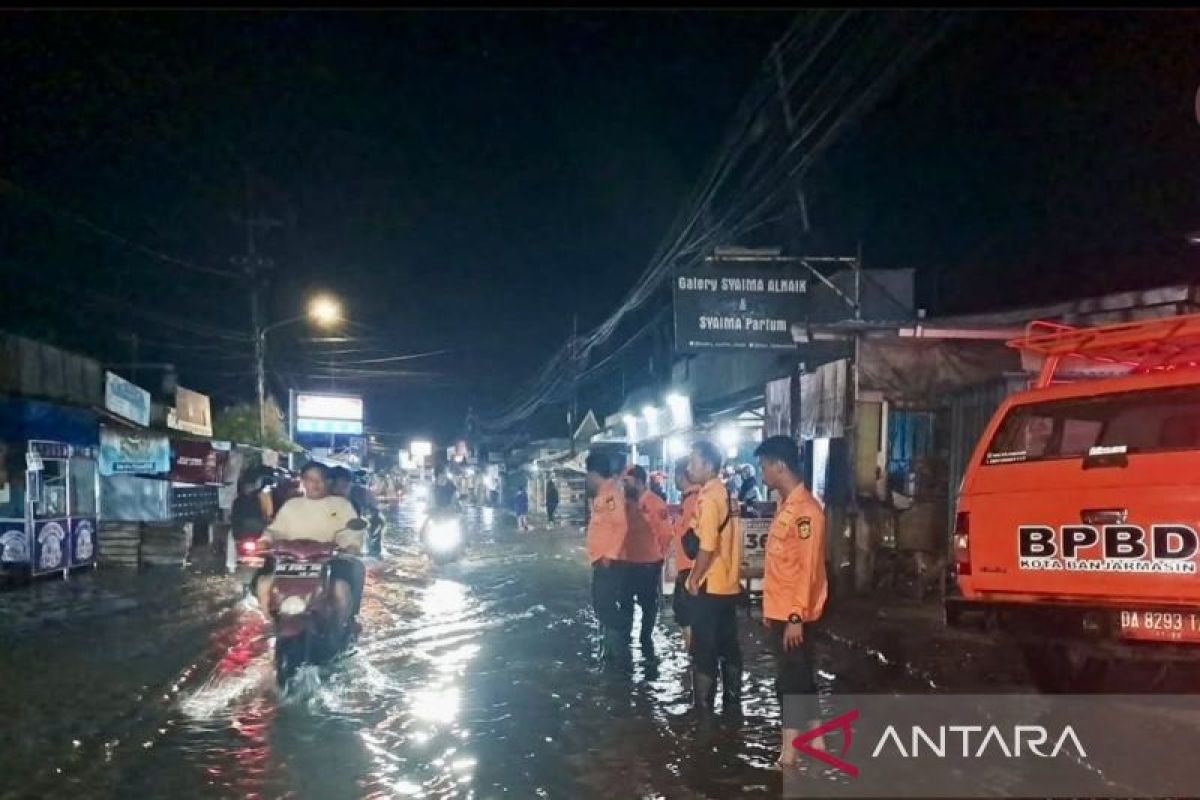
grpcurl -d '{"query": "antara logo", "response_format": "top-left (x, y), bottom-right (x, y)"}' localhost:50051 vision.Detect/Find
top-left (793, 710), bottom-right (859, 777)
top-left (792, 711), bottom-right (1088, 776)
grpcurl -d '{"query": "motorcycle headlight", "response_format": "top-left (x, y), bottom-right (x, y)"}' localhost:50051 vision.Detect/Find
top-left (428, 519), bottom-right (463, 551)
top-left (279, 595), bottom-right (308, 616)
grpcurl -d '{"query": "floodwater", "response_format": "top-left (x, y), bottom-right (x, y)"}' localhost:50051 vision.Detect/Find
top-left (0, 498), bottom-right (1074, 800)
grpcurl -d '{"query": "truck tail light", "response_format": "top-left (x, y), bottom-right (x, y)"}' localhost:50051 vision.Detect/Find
top-left (953, 511), bottom-right (971, 576)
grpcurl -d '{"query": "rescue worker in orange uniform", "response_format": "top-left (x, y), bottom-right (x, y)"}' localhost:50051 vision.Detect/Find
top-left (621, 465), bottom-right (674, 651)
top-left (755, 435), bottom-right (828, 768)
top-left (685, 440), bottom-right (743, 715)
top-left (671, 456), bottom-right (701, 652)
top-left (585, 450), bottom-right (632, 669)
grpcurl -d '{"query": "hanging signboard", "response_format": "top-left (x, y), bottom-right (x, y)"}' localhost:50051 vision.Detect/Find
top-left (168, 386), bottom-right (213, 437)
top-left (170, 439), bottom-right (228, 485)
top-left (295, 393), bottom-right (364, 435)
top-left (673, 254), bottom-right (914, 353)
top-left (104, 371), bottom-right (151, 427)
top-left (99, 428), bottom-right (171, 476)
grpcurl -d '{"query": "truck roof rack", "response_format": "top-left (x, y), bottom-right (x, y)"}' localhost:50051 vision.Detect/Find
top-left (1008, 313), bottom-right (1200, 388)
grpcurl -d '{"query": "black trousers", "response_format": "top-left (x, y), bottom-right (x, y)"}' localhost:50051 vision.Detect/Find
top-left (623, 561), bottom-right (662, 638)
top-left (592, 561), bottom-right (631, 632)
top-left (691, 591), bottom-right (742, 678)
top-left (770, 620), bottom-right (818, 727)
top-left (671, 569), bottom-right (694, 628)
top-left (329, 557), bottom-right (366, 617)
top-left (547, 502), bottom-right (558, 522)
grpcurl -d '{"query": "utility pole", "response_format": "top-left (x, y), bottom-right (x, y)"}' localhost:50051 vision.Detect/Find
top-left (847, 241), bottom-right (865, 595)
top-left (232, 167), bottom-right (281, 445)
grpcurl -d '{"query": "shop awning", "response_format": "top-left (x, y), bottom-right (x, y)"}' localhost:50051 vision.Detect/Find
top-left (0, 397), bottom-right (98, 448)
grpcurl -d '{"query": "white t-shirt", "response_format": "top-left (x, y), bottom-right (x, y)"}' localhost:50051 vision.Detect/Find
top-left (266, 495), bottom-right (362, 550)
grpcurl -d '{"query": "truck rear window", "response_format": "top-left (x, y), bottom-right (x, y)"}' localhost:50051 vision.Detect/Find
top-left (985, 385), bottom-right (1200, 465)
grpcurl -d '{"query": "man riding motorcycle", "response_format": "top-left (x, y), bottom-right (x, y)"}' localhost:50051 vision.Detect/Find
top-left (254, 461), bottom-right (365, 626)
top-left (330, 466), bottom-right (384, 558)
top-left (433, 470), bottom-right (459, 511)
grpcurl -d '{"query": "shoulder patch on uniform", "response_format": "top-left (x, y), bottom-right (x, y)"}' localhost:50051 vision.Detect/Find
top-left (798, 517), bottom-right (812, 539)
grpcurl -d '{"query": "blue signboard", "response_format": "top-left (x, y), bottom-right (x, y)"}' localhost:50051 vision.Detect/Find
top-left (104, 371), bottom-right (151, 427)
top-left (296, 418), bottom-right (364, 435)
top-left (99, 428), bottom-right (171, 476)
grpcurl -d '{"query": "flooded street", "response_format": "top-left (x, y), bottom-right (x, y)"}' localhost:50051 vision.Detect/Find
top-left (2, 498), bottom-right (1029, 800)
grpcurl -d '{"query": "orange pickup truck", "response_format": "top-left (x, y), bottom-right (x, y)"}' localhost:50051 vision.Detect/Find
top-left (949, 314), bottom-right (1200, 690)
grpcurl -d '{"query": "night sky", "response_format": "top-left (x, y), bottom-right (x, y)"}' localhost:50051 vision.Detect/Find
top-left (1, 11), bottom-right (1198, 443)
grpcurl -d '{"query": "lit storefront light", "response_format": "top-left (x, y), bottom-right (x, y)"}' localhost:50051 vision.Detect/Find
top-left (623, 414), bottom-right (639, 443)
top-left (667, 436), bottom-right (690, 459)
top-left (718, 424), bottom-right (740, 459)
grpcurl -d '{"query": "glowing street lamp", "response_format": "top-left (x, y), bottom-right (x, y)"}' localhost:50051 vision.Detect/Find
top-left (307, 293), bottom-right (343, 328)
top-left (259, 292), bottom-right (347, 442)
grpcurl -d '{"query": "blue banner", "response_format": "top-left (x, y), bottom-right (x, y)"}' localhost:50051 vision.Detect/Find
top-left (99, 428), bottom-right (170, 476)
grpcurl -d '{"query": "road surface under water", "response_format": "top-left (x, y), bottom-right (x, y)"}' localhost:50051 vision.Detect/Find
top-left (0, 498), bottom-right (1081, 799)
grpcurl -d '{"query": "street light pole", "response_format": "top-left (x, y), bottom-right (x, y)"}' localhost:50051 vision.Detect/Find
top-left (253, 296), bottom-right (267, 443)
top-left (237, 168), bottom-right (280, 445)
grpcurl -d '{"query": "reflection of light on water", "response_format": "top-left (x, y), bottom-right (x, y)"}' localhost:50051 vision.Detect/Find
top-left (422, 579), bottom-right (468, 617)
top-left (388, 779), bottom-right (423, 796)
top-left (481, 507), bottom-right (494, 526)
top-left (180, 666), bottom-right (271, 719)
top-left (410, 686), bottom-right (461, 724)
top-left (180, 615), bottom-right (272, 720)
top-left (434, 643), bottom-right (480, 674)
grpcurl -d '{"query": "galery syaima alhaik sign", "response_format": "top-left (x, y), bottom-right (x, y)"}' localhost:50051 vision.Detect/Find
top-left (672, 258), bottom-right (914, 354)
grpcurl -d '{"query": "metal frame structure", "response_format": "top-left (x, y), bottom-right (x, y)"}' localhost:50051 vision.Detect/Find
top-left (1009, 313), bottom-right (1200, 388)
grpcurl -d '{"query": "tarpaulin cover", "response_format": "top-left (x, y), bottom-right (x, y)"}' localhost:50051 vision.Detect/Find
top-left (797, 341), bottom-right (1022, 439)
top-left (0, 398), bottom-right (98, 448)
top-left (857, 339), bottom-right (1020, 403)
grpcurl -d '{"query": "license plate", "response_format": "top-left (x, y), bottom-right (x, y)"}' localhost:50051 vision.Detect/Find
top-left (276, 563), bottom-right (322, 578)
top-left (1119, 610), bottom-right (1200, 643)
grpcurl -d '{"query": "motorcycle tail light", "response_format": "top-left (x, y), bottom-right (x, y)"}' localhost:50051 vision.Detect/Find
top-left (240, 540), bottom-right (257, 555)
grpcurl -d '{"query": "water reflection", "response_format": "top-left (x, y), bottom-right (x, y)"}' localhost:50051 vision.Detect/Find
top-left (11, 499), bottom-right (857, 799)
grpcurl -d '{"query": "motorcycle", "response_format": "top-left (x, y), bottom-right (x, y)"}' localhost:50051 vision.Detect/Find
top-left (263, 518), bottom-right (368, 687)
top-left (420, 506), bottom-right (465, 565)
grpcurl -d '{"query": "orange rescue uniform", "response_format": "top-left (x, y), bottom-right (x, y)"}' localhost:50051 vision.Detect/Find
top-left (763, 484), bottom-right (828, 622)
top-left (673, 488), bottom-right (699, 571)
top-left (587, 478), bottom-right (629, 563)
top-left (645, 490), bottom-right (675, 561)
top-left (692, 478), bottom-right (741, 595)
top-left (621, 491), bottom-right (663, 564)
